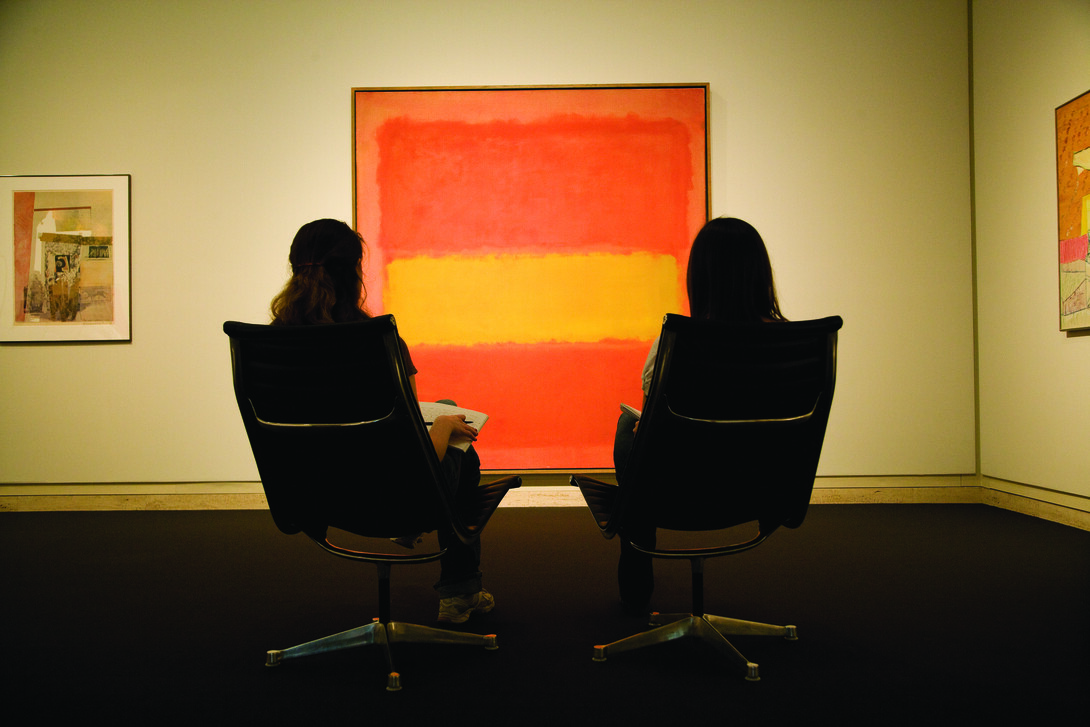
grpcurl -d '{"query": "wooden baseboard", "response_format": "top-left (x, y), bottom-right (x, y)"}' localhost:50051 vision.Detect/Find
top-left (979, 486), bottom-right (1090, 531)
top-left (2, 474), bottom-right (1087, 531)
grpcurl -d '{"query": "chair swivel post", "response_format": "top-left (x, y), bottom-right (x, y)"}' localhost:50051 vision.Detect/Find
top-left (691, 556), bottom-right (705, 618)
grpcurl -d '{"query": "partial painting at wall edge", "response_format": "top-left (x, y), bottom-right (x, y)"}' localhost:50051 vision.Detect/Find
top-left (1056, 89), bottom-right (1090, 332)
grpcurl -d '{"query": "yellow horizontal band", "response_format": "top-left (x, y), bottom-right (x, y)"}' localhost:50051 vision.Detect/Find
top-left (385, 252), bottom-right (682, 345)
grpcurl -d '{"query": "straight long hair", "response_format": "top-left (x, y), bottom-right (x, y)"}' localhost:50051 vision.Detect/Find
top-left (686, 217), bottom-right (785, 323)
top-left (270, 219), bottom-right (370, 325)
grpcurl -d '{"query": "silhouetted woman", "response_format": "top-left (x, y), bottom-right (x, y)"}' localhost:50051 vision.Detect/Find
top-left (271, 218), bottom-right (495, 624)
top-left (614, 217), bottom-right (786, 611)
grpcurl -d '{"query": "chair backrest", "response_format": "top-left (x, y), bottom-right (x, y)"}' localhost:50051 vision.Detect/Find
top-left (622, 314), bottom-right (843, 534)
top-left (223, 315), bottom-right (456, 540)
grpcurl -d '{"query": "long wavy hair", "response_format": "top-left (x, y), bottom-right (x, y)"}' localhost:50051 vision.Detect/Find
top-left (270, 219), bottom-right (370, 325)
top-left (686, 217), bottom-right (786, 323)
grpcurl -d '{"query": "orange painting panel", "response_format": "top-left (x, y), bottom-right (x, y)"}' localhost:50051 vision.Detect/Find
top-left (375, 115), bottom-right (693, 259)
top-left (354, 86), bottom-right (708, 468)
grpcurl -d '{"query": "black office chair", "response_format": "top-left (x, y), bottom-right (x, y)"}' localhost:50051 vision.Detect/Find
top-left (224, 315), bottom-right (521, 691)
top-left (571, 313), bottom-right (842, 681)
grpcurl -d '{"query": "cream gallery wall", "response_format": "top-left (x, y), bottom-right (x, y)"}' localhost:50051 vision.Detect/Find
top-left (0, 1), bottom-right (1037, 504)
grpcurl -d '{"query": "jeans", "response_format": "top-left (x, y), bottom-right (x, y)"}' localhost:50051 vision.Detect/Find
top-left (433, 401), bottom-right (484, 599)
top-left (614, 410), bottom-right (655, 609)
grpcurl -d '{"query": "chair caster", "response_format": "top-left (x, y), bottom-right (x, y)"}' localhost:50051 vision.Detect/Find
top-left (784, 625), bottom-right (798, 641)
top-left (386, 671), bottom-right (402, 691)
top-left (484, 634), bottom-right (499, 651)
top-left (266, 650), bottom-right (283, 667)
top-left (745, 662), bottom-right (760, 682)
top-left (592, 645), bottom-right (607, 662)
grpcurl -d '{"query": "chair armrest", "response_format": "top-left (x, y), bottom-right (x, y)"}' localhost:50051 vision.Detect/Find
top-left (569, 474), bottom-right (622, 538)
top-left (454, 475), bottom-right (522, 539)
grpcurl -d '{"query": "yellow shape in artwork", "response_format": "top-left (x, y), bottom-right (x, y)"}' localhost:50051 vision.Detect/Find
top-left (385, 252), bottom-right (681, 345)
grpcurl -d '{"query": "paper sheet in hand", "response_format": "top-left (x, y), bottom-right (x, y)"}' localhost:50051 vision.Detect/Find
top-left (419, 401), bottom-right (489, 452)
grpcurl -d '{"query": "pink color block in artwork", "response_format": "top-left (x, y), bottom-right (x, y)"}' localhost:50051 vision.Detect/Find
top-left (1060, 234), bottom-right (1088, 264)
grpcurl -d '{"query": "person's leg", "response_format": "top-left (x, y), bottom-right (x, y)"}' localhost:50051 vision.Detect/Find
top-left (613, 411), bottom-right (655, 612)
top-left (434, 445), bottom-right (494, 623)
top-left (613, 409), bottom-right (638, 480)
top-left (434, 445), bottom-right (484, 597)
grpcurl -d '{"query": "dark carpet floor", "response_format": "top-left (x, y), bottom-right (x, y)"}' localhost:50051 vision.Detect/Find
top-left (2, 503), bottom-right (1087, 724)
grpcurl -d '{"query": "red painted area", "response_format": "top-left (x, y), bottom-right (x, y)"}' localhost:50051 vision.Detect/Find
top-left (1060, 234), bottom-right (1088, 264)
top-left (12, 192), bottom-right (35, 322)
top-left (375, 115), bottom-right (693, 260)
top-left (410, 340), bottom-right (650, 469)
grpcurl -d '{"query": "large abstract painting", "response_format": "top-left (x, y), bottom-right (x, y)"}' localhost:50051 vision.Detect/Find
top-left (1, 175), bottom-right (131, 342)
top-left (1056, 89), bottom-right (1090, 332)
top-left (354, 85), bottom-right (708, 468)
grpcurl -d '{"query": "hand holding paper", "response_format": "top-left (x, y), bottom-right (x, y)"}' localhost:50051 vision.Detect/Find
top-left (420, 401), bottom-right (489, 453)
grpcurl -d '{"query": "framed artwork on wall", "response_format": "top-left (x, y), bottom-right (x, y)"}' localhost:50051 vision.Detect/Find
top-left (0, 174), bottom-right (131, 342)
top-left (353, 84), bottom-right (708, 469)
top-left (1056, 89), bottom-right (1090, 332)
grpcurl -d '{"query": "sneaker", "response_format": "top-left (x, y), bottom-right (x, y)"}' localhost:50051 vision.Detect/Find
top-left (437, 589), bottom-right (495, 624)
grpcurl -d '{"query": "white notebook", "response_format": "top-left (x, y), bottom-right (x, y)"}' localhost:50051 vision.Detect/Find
top-left (419, 401), bottom-right (489, 452)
